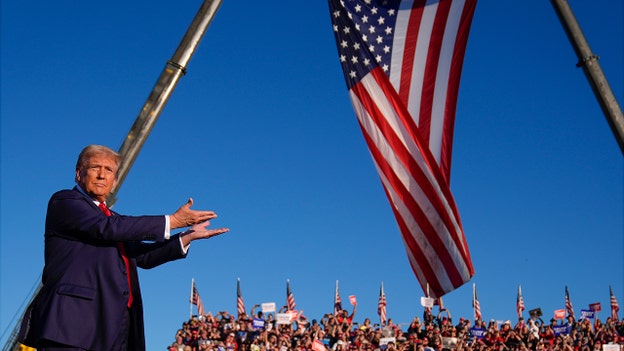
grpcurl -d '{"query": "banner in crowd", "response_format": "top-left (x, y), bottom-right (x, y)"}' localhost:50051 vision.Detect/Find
top-left (580, 309), bottom-right (595, 319)
top-left (589, 302), bottom-right (601, 312)
top-left (252, 318), bottom-right (265, 330)
top-left (313, 340), bottom-right (328, 351)
top-left (276, 313), bottom-right (292, 325)
top-left (553, 325), bottom-right (570, 336)
top-left (603, 344), bottom-right (619, 351)
top-left (379, 337), bottom-right (397, 349)
top-left (421, 297), bottom-right (434, 308)
top-left (470, 327), bottom-right (486, 339)
top-left (554, 309), bottom-right (566, 319)
top-left (262, 302), bottom-right (276, 314)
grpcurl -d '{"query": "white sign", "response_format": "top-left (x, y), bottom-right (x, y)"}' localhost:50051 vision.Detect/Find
top-left (262, 302), bottom-right (276, 313)
top-left (602, 345), bottom-right (619, 351)
top-left (379, 337), bottom-right (396, 346)
top-left (276, 313), bottom-right (292, 325)
top-left (421, 297), bottom-right (434, 308)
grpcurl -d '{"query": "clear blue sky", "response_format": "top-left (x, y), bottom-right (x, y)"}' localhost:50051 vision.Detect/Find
top-left (1, 1), bottom-right (622, 350)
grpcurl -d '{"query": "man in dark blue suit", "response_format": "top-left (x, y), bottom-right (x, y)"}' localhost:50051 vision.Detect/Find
top-left (18, 144), bottom-right (230, 350)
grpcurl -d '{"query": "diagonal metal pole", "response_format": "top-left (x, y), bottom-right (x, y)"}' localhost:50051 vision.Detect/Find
top-left (550, 0), bottom-right (624, 155)
top-left (108, 0), bottom-right (223, 205)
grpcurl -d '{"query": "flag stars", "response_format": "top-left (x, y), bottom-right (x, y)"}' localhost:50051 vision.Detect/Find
top-left (388, 9), bottom-right (396, 16)
top-left (369, 25), bottom-right (376, 33)
top-left (362, 15), bottom-right (369, 23)
top-left (341, 40), bottom-right (348, 48)
top-left (333, 10), bottom-right (341, 18)
top-left (371, 7), bottom-right (378, 14)
top-left (354, 4), bottom-right (362, 12)
top-left (376, 36), bottom-right (383, 44)
top-left (383, 45), bottom-right (390, 53)
top-left (343, 26), bottom-right (351, 34)
top-left (385, 26), bottom-right (392, 35)
top-left (353, 42), bottom-right (361, 50)
top-left (340, 54), bottom-right (347, 62)
top-left (377, 16), bottom-right (385, 25)
top-left (351, 55), bottom-right (359, 64)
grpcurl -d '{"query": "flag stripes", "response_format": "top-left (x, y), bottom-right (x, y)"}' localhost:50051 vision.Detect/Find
top-left (287, 280), bottom-right (297, 311)
top-left (328, 0), bottom-right (476, 298)
top-left (610, 286), bottom-right (619, 320)
top-left (350, 68), bottom-right (472, 296)
top-left (516, 285), bottom-right (525, 319)
top-left (334, 281), bottom-right (342, 315)
top-left (472, 284), bottom-right (481, 321)
top-left (237, 278), bottom-right (246, 317)
top-left (565, 286), bottom-right (574, 318)
top-left (191, 280), bottom-right (205, 317)
top-left (378, 282), bottom-right (387, 326)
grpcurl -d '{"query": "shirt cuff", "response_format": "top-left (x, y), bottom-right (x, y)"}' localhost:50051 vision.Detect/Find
top-left (164, 215), bottom-right (171, 240)
top-left (179, 235), bottom-right (190, 254)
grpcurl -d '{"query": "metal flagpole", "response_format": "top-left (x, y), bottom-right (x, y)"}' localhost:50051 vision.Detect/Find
top-left (191, 278), bottom-right (195, 319)
top-left (108, 0), bottom-right (224, 206)
top-left (550, 0), bottom-right (624, 155)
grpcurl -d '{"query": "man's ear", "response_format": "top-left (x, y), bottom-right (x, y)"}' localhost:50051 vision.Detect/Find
top-left (75, 168), bottom-right (81, 183)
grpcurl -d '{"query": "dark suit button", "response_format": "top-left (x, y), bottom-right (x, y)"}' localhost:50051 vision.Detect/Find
top-left (123, 290), bottom-right (129, 296)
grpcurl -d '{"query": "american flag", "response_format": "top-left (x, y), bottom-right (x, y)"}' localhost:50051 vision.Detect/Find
top-left (287, 279), bottom-right (297, 311)
top-left (472, 283), bottom-right (481, 321)
top-left (328, 0), bottom-right (476, 299)
top-left (516, 285), bottom-right (525, 318)
top-left (334, 280), bottom-right (342, 315)
top-left (565, 286), bottom-right (574, 318)
top-left (610, 286), bottom-right (619, 320)
top-left (237, 278), bottom-right (246, 317)
top-left (378, 282), bottom-right (387, 325)
top-left (191, 280), bottom-right (206, 317)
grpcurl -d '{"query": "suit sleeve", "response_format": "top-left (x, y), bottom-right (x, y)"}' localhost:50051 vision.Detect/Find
top-left (129, 233), bottom-right (188, 269)
top-left (47, 189), bottom-right (166, 243)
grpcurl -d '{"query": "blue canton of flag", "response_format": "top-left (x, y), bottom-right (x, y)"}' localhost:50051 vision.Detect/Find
top-left (331, 0), bottom-right (401, 88)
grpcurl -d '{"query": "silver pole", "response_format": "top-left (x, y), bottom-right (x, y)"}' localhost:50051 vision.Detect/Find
top-left (550, 0), bottom-right (624, 155)
top-left (109, 0), bottom-right (223, 205)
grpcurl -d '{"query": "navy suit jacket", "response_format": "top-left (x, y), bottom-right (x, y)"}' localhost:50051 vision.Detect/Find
top-left (18, 187), bottom-right (187, 350)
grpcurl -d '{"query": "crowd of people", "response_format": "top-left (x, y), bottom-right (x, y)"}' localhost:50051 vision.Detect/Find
top-left (167, 305), bottom-right (623, 351)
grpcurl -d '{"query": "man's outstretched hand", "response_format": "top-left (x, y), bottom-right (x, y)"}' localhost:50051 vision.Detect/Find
top-left (180, 220), bottom-right (230, 247)
top-left (170, 198), bottom-right (219, 229)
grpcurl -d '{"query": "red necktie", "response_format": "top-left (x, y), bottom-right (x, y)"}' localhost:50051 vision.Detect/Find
top-left (99, 202), bottom-right (133, 308)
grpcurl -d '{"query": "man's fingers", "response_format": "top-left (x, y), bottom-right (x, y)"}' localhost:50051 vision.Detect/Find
top-left (184, 198), bottom-right (194, 208)
top-left (208, 228), bottom-right (229, 238)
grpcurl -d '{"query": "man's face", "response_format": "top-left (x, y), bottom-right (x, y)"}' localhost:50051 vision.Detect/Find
top-left (76, 154), bottom-right (118, 203)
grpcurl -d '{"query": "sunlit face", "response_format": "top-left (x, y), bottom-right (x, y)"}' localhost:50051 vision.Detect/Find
top-left (76, 154), bottom-right (118, 203)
